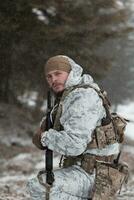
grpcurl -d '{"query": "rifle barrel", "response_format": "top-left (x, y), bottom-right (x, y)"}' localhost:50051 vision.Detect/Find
top-left (45, 91), bottom-right (54, 185)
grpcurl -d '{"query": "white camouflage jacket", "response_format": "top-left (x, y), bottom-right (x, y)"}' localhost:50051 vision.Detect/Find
top-left (41, 56), bottom-right (120, 157)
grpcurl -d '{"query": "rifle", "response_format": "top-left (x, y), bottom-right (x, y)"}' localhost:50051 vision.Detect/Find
top-left (46, 91), bottom-right (54, 185)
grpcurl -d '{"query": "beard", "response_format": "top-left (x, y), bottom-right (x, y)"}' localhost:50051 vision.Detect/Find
top-left (55, 90), bottom-right (64, 97)
top-left (51, 82), bottom-right (64, 95)
top-left (52, 82), bottom-right (65, 93)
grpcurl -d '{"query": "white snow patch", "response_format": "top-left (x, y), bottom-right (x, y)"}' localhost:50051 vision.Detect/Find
top-left (38, 15), bottom-right (49, 24)
top-left (124, 145), bottom-right (134, 154)
top-left (35, 155), bottom-right (60, 170)
top-left (46, 6), bottom-right (56, 17)
top-left (10, 153), bottom-right (32, 161)
top-left (17, 91), bottom-right (38, 107)
top-left (40, 99), bottom-right (47, 111)
top-left (0, 174), bottom-right (27, 183)
top-left (116, 0), bottom-right (124, 10)
top-left (117, 102), bottom-right (134, 140)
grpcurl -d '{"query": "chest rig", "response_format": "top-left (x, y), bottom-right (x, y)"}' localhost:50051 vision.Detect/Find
top-left (51, 85), bottom-right (128, 199)
top-left (52, 84), bottom-right (127, 174)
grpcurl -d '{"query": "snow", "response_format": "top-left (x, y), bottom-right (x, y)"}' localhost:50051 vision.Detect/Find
top-left (117, 102), bottom-right (134, 140)
top-left (32, 6), bottom-right (56, 25)
top-left (46, 6), bottom-right (56, 17)
top-left (116, 0), bottom-right (124, 10)
top-left (17, 91), bottom-right (38, 107)
top-left (35, 154), bottom-right (60, 170)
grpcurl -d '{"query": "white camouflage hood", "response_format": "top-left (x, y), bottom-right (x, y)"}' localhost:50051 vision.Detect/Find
top-left (62, 56), bottom-right (100, 90)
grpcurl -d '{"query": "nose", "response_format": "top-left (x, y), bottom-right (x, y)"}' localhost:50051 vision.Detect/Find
top-left (51, 75), bottom-right (57, 84)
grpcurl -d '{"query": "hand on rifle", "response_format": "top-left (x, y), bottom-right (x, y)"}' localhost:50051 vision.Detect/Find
top-left (32, 118), bottom-right (47, 150)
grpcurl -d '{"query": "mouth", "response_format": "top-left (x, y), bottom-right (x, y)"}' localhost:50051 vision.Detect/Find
top-left (52, 83), bottom-right (64, 92)
top-left (52, 83), bottom-right (62, 88)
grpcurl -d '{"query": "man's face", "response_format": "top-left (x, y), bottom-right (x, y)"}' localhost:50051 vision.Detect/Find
top-left (46, 70), bottom-right (69, 93)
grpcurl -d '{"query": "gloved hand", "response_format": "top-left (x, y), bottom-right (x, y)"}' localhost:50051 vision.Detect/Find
top-left (32, 128), bottom-right (46, 150)
top-left (32, 117), bottom-right (46, 150)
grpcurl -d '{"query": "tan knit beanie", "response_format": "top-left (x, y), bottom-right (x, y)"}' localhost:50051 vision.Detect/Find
top-left (45, 55), bottom-right (71, 74)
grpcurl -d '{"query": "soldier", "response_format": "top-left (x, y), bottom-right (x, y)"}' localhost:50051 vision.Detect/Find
top-left (27, 55), bottom-right (127, 200)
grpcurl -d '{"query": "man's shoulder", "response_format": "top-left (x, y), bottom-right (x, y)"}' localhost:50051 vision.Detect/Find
top-left (62, 84), bottom-right (100, 103)
top-left (65, 83), bottom-right (99, 92)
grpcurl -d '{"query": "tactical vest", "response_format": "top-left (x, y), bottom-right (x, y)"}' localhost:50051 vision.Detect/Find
top-left (52, 84), bottom-right (127, 165)
top-left (52, 84), bottom-right (128, 198)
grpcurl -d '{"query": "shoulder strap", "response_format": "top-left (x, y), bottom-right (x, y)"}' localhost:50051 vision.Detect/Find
top-left (76, 84), bottom-right (112, 125)
top-left (53, 84), bottom-right (112, 130)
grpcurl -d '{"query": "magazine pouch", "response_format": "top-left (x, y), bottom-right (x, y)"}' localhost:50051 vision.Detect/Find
top-left (92, 161), bottom-right (128, 200)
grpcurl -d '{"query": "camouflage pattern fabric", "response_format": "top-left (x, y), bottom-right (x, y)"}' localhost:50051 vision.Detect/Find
top-left (93, 161), bottom-right (129, 200)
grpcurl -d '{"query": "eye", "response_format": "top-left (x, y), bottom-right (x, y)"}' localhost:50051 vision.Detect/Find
top-left (55, 71), bottom-right (62, 76)
top-left (46, 74), bottom-right (51, 80)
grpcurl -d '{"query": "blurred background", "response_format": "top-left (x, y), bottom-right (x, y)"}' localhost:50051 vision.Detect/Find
top-left (0, 0), bottom-right (134, 199)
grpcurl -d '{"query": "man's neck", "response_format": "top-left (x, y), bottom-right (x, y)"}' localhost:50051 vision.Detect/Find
top-left (54, 90), bottom-right (64, 104)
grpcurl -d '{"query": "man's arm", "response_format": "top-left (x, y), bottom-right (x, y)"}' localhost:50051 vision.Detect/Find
top-left (32, 118), bottom-right (46, 150)
top-left (41, 88), bottom-right (106, 156)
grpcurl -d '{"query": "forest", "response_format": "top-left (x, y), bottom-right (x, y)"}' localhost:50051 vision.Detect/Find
top-left (0, 0), bottom-right (134, 199)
